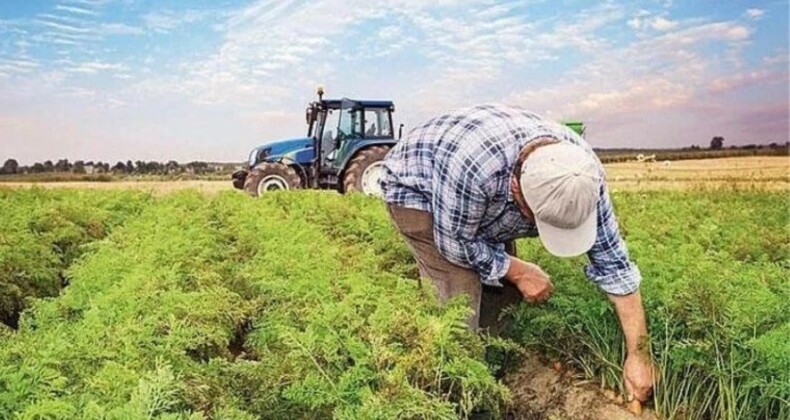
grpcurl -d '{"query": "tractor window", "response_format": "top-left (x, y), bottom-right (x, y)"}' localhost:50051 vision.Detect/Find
top-left (320, 109), bottom-right (341, 161)
top-left (364, 109), bottom-right (392, 138)
top-left (338, 107), bottom-right (362, 139)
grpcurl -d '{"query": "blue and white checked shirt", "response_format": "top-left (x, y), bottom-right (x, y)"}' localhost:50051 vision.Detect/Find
top-left (380, 104), bottom-right (641, 295)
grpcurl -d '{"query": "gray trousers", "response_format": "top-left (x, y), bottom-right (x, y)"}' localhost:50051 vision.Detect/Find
top-left (387, 204), bottom-right (522, 331)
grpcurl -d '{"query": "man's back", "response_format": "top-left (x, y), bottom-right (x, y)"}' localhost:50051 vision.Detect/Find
top-left (381, 104), bottom-right (590, 213)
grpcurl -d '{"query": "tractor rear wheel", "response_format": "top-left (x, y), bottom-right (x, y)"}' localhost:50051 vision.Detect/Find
top-left (243, 162), bottom-right (301, 197)
top-left (343, 145), bottom-right (390, 197)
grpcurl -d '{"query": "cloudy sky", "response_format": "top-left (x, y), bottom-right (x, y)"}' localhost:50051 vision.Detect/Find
top-left (0, 0), bottom-right (787, 164)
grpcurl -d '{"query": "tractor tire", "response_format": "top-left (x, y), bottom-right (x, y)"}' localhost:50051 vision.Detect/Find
top-left (243, 162), bottom-right (301, 197)
top-left (343, 145), bottom-right (390, 197)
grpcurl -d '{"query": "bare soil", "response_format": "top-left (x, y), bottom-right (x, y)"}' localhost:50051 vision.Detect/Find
top-left (504, 354), bottom-right (658, 420)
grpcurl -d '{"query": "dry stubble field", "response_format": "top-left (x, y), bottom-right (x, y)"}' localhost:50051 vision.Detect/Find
top-left (1, 156), bottom-right (787, 193)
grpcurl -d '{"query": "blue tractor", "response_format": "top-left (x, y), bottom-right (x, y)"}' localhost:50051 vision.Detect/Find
top-left (232, 87), bottom-right (402, 197)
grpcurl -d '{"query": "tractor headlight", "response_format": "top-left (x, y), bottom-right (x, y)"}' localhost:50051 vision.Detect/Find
top-left (248, 149), bottom-right (258, 167)
top-left (249, 147), bottom-right (272, 167)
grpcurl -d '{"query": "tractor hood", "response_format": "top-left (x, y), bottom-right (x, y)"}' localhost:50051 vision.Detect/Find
top-left (249, 137), bottom-right (313, 166)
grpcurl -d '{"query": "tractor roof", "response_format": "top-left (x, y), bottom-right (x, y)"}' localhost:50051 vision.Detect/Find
top-left (322, 99), bottom-right (394, 109)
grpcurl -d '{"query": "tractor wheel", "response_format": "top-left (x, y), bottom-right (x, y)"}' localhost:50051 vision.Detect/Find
top-left (243, 162), bottom-right (301, 197)
top-left (343, 145), bottom-right (390, 197)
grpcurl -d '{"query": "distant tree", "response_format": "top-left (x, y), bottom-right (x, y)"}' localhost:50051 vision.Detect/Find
top-left (72, 160), bottom-right (85, 174)
top-left (126, 160), bottom-right (135, 173)
top-left (135, 160), bottom-right (145, 174)
top-left (112, 161), bottom-right (127, 173)
top-left (44, 160), bottom-right (54, 172)
top-left (186, 161), bottom-right (209, 175)
top-left (710, 136), bottom-right (724, 150)
top-left (690, 145), bottom-right (700, 150)
top-left (2, 158), bottom-right (19, 175)
top-left (32, 163), bottom-right (45, 173)
top-left (165, 160), bottom-right (180, 174)
top-left (145, 161), bottom-right (163, 174)
top-left (54, 159), bottom-right (71, 172)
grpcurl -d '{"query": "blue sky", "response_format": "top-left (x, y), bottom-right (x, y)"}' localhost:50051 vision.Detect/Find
top-left (0, 0), bottom-right (787, 164)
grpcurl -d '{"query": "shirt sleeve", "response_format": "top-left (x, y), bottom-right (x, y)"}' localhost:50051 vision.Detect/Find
top-left (430, 152), bottom-right (510, 286)
top-left (585, 183), bottom-right (642, 295)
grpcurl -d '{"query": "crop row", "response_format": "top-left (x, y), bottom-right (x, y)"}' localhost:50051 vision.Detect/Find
top-left (0, 191), bottom-right (506, 419)
top-left (0, 189), bottom-right (150, 328)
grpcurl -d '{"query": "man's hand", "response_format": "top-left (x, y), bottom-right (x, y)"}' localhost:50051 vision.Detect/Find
top-left (609, 290), bottom-right (655, 402)
top-left (505, 256), bottom-right (554, 303)
top-left (624, 352), bottom-right (655, 402)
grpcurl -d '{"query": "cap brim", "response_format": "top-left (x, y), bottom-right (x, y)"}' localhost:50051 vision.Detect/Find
top-left (534, 210), bottom-right (598, 257)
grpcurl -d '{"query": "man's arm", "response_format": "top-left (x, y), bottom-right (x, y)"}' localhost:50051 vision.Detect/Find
top-left (610, 291), bottom-right (653, 402)
top-left (586, 184), bottom-right (654, 401)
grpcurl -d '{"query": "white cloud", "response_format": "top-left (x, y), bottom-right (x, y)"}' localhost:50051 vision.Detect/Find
top-left (504, 17), bottom-right (764, 141)
top-left (100, 23), bottom-right (144, 36)
top-left (59, 86), bottom-right (96, 97)
top-left (0, 57), bottom-right (39, 74)
top-left (650, 17), bottom-right (678, 31)
top-left (65, 60), bottom-right (127, 74)
top-left (54, 5), bottom-right (98, 17)
top-left (763, 51), bottom-right (788, 66)
top-left (745, 9), bottom-right (765, 20)
top-left (143, 9), bottom-right (213, 33)
top-left (708, 70), bottom-right (788, 93)
top-left (37, 19), bottom-right (91, 34)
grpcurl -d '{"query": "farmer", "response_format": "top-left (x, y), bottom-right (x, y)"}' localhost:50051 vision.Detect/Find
top-left (380, 104), bottom-right (654, 402)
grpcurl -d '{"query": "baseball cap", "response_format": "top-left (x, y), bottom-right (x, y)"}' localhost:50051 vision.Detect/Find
top-left (519, 142), bottom-right (603, 257)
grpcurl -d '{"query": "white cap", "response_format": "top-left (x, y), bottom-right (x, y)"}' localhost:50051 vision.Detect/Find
top-left (519, 142), bottom-right (603, 257)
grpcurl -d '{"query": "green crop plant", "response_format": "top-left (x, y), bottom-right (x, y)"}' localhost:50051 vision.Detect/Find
top-left (508, 190), bottom-right (788, 419)
top-left (0, 188), bottom-right (786, 419)
top-left (0, 188), bottom-right (150, 328)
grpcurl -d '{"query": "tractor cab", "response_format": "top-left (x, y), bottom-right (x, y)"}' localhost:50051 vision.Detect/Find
top-left (232, 87), bottom-right (400, 197)
top-left (306, 95), bottom-right (397, 180)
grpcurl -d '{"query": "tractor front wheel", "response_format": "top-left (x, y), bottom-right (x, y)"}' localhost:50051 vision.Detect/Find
top-left (343, 146), bottom-right (390, 197)
top-left (243, 162), bottom-right (301, 197)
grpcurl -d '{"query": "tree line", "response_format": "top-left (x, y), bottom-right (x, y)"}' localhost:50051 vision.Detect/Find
top-left (0, 159), bottom-right (235, 176)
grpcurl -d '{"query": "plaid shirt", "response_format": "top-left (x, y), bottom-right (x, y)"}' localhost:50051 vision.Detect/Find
top-left (380, 104), bottom-right (641, 295)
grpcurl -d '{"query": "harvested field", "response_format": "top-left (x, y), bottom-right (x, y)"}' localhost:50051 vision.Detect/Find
top-left (2, 156), bottom-right (788, 193)
top-left (605, 156), bottom-right (789, 190)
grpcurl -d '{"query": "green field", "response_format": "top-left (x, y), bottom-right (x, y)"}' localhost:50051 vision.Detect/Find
top-left (0, 188), bottom-right (787, 419)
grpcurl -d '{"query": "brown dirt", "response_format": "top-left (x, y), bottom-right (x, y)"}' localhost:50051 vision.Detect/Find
top-left (504, 354), bottom-right (659, 420)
